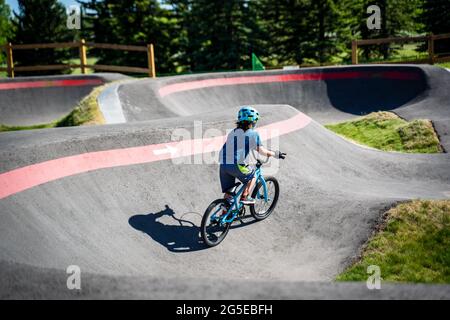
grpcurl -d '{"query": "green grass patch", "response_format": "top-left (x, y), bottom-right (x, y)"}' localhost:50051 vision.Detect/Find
top-left (66, 57), bottom-right (98, 75)
top-left (437, 62), bottom-right (450, 69)
top-left (55, 85), bottom-right (105, 126)
top-left (0, 122), bottom-right (55, 131)
top-left (0, 63), bottom-right (6, 77)
top-left (359, 43), bottom-right (429, 64)
top-left (0, 57), bottom-right (99, 78)
top-left (325, 111), bottom-right (442, 153)
top-left (0, 85), bottom-right (105, 132)
top-left (337, 200), bottom-right (450, 283)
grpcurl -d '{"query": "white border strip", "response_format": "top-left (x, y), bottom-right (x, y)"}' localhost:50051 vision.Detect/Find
top-left (97, 83), bottom-right (127, 124)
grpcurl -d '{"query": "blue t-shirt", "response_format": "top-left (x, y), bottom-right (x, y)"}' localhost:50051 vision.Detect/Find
top-left (219, 128), bottom-right (262, 165)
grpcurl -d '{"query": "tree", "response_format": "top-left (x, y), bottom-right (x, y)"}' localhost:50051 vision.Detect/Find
top-left (185, 0), bottom-right (255, 72)
top-left (0, 0), bottom-right (12, 65)
top-left (353, 0), bottom-right (423, 61)
top-left (12, 0), bottom-right (73, 75)
top-left (80, 0), bottom-right (179, 74)
top-left (255, 0), bottom-right (305, 66)
top-left (306, 0), bottom-right (355, 64)
top-left (164, 0), bottom-right (190, 72)
top-left (256, 0), bottom-right (354, 66)
top-left (421, 0), bottom-right (450, 54)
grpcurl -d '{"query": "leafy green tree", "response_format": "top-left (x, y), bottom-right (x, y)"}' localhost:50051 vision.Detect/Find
top-left (421, 0), bottom-right (450, 54)
top-left (353, 0), bottom-right (423, 61)
top-left (12, 0), bottom-right (73, 75)
top-left (185, 0), bottom-right (255, 71)
top-left (72, 0), bottom-right (437, 74)
top-left (256, 0), bottom-right (355, 66)
top-left (255, 0), bottom-right (306, 66)
top-left (80, 0), bottom-right (179, 74)
top-left (164, 0), bottom-right (190, 72)
top-left (308, 0), bottom-right (355, 64)
top-left (0, 0), bottom-right (12, 65)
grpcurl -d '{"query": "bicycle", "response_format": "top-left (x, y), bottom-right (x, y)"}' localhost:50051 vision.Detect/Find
top-left (201, 157), bottom-right (280, 247)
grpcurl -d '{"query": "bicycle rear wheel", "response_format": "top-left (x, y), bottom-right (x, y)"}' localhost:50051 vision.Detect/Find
top-left (250, 176), bottom-right (279, 221)
top-left (201, 199), bottom-right (231, 247)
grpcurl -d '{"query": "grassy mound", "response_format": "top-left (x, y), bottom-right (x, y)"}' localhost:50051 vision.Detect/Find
top-left (0, 85), bottom-right (105, 132)
top-left (55, 85), bottom-right (105, 127)
top-left (325, 112), bottom-right (443, 153)
top-left (337, 200), bottom-right (450, 283)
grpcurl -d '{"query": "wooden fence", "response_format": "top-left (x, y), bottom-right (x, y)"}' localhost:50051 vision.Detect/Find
top-left (0, 39), bottom-right (156, 78)
top-left (3, 34), bottom-right (450, 77)
top-left (352, 33), bottom-right (450, 65)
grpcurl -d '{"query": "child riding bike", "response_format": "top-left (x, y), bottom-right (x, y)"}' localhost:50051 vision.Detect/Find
top-left (218, 106), bottom-right (286, 205)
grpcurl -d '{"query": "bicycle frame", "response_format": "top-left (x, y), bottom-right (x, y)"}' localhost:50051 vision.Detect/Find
top-left (211, 164), bottom-right (269, 226)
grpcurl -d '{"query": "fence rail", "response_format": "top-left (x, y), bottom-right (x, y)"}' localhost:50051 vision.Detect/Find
top-left (0, 39), bottom-right (156, 78)
top-left (2, 34), bottom-right (450, 77)
top-left (86, 42), bottom-right (148, 52)
top-left (352, 33), bottom-right (450, 65)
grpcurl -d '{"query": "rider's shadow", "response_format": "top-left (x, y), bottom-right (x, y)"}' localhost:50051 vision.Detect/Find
top-left (129, 205), bottom-right (258, 252)
top-left (128, 205), bottom-right (205, 252)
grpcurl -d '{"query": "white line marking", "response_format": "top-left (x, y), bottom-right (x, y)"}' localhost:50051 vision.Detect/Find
top-left (153, 145), bottom-right (178, 156)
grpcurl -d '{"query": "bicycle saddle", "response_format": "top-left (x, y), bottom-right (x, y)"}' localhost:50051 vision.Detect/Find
top-left (224, 182), bottom-right (242, 196)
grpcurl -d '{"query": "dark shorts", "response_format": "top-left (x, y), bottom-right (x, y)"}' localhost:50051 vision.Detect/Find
top-left (219, 164), bottom-right (255, 193)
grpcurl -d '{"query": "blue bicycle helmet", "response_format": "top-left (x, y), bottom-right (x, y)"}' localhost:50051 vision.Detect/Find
top-left (237, 106), bottom-right (260, 123)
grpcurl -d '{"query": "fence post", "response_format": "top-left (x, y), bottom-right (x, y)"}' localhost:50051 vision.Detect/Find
top-left (147, 43), bottom-right (156, 78)
top-left (351, 40), bottom-right (358, 64)
top-left (428, 34), bottom-right (435, 65)
top-left (6, 42), bottom-right (14, 78)
top-left (79, 39), bottom-right (87, 74)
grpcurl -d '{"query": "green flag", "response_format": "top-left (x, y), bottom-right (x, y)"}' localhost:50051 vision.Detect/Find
top-left (252, 53), bottom-right (265, 71)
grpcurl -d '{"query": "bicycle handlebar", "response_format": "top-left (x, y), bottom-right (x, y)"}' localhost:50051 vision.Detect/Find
top-left (258, 156), bottom-right (271, 164)
top-left (250, 149), bottom-right (270, 167)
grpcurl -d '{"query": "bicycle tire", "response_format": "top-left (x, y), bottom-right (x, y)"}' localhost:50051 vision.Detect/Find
top-left (201, 199), bottom-right (231, 247)
top-left (250, 176), bottom-right (279, 221)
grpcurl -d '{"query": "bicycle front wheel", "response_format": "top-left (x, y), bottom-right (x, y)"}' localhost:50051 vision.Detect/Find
top-left (201, 199), bottom-right (231, 247)
top-left (250, 176), bottom-right (279, 221)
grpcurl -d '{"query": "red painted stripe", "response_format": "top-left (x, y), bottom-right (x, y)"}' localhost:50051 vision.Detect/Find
top-left (0, 79), bottom-right (104, 91)
top-left (0, 112), bottom-right (311, 200)
top-left (159, 71), bottom-right (420, 97)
